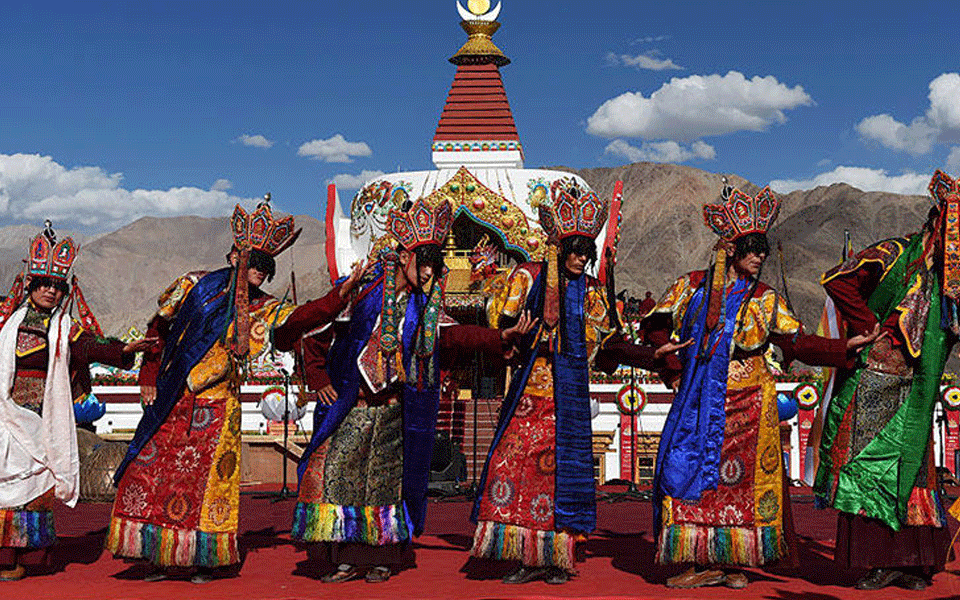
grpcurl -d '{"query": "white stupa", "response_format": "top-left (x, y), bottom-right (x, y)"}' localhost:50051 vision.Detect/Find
top-left (324, 1), bottom-right (622, 298)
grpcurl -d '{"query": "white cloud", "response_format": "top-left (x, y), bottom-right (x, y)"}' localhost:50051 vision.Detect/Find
top-left (330, 170), bottom-right (386, 191)
top-left (210, 178), bottom-right (233, 191)
top-left (298, 134), bottom-right (372, 163)
top-left (0, 153), bottom-right (252, 231)
top-left (235, 134), bottom-right (274, 148)
top-left (605, 139), bottom-right (715, 164)
top-left (586, 71), bottom-right (813, 141)
top-left (632, 35), bottom-right (670, 44)
top-left (927, 73), bottom-right (960, 132)
top-left (769, 165), bottom-right (929, 195)
top-left (607, 52), bottom-right (683, 71)
top-left (947, 147), bottom-right (960, 173)
top-left (855, 114), bottom-right (936, 155)
top-left (857, 72), bottom-right (960, 153)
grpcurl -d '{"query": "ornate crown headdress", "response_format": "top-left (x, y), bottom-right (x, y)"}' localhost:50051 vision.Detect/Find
top-left (929, 169), bottom-right (958, 209)
top-left (537, 177), bottom-right (608, 241)
top-left (702, 181), bottom-right (780, 241)
top-left (28, 220), bottom-right (78, 280)
top-left (387, 197), bottom-right (453, 250)
top-left (929, 170), bottom-right (960, 301)
top-left (231, 193), bottom-right (301, 257)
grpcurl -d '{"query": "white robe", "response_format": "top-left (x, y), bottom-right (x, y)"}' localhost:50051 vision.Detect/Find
top-left (0, 304), bottom-right (79, 509)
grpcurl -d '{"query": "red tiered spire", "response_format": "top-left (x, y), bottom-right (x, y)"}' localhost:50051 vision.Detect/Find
top-left (431, 5), bottom-right (523, 167)
top-left (433, 63), bottom-right (519, 143)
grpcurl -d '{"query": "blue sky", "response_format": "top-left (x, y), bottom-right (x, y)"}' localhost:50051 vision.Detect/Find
top-left (1, 0), bottom-right (958, 232)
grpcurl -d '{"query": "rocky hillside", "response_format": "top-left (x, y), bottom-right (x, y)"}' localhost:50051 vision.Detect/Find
top-left (571, 163), bottom-right (930, 327)
top-left (0, 162), bottom-right (934, 336)
top-left (0, 216), bottom-right (329, 336)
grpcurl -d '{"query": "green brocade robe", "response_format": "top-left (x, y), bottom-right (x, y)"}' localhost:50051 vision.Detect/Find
top-left (815, 233), bottom-right (951, 531)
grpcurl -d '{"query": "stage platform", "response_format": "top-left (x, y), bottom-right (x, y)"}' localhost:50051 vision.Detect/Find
top-left (4, 487), bottom-right (960, 600)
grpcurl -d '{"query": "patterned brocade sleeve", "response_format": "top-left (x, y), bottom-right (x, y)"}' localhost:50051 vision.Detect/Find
top-left (137, 272), bottom-right (203, 387)
top-left (248, 299), bottom-right (299, 360)
top-left (641, 273), bottom-right (699, 386)
top-left (821, 238), bottom-right (904, 337)
top-left (486, 265), bottom-right (534, 328)
top-left (584, 282), bottom-right (615, 362)
top-left (155, 272), bottom-right (205, 321)
top-left (733, 289), bottom-right (801, 352)
top-left (648, 273), bottom-right (697, 339)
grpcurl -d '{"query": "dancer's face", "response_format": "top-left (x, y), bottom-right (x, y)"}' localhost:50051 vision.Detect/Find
top-left (730, 249), bottom-right (766, 277)
top-left (399, 249), bottom-right (434, 292)
top-left (246, 267), bottom-right (267, 287)
top-left (564, 250), bottom-right (588, 276)
top-left (28, 278), bottom-right (65, 311)
top-left (228, 250), bottom-right (267, 288)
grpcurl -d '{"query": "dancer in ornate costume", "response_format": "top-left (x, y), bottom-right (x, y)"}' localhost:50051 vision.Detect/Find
top-left (643, 184), bottom-right (875, 589)
top-left (468, 179), bottom-right (657, 585)
top-left (814, 170), bottom-right (959, 591)
top-left (107, 197), bottom-right (360, 583)
top-left (292, 197), bottom-right (531, 584)
top-left (0, 223), bottom-right (154, 581)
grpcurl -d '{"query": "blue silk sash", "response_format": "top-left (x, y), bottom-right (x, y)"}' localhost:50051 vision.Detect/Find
top-left (115, 267), bottom-right (233, 483)
top-left (471, 267), bottom-right (596, 532)
top-left (652, 275), bottom-right (750, 531)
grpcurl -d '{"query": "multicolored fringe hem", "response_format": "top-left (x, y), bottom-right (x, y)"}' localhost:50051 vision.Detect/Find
top-left (106, 516), bottom-right (239, 568)
top-left (290, 502), bottom-right (411, 546)
top-left (656, 523), bottom-right (785, 567)
top-left (0, 509), bottom-right (56, 549)
top-left (906, 487), bottom-right (946, 527)
top-left (471, 520), bottom-right (576, 570)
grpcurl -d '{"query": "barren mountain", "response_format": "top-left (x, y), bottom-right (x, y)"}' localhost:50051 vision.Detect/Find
top-left (571, 163), bottom-right (931, 328)
top-left (0, 162), bottom-right (934, 337)
top-left (0, 215), bottom-right (330, 336)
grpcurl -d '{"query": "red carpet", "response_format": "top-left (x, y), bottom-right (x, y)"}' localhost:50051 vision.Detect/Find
top-left (2, 489), bottom-right (959, 599)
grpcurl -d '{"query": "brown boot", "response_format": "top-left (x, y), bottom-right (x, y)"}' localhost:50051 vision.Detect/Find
top-left (855, 568), bottom-right (903, 590)
top-left (666, 566), bottom-right (726, 588)
top-left (0, 563), bottom-right (25, 582)
top-left (725, 571), bottom-right (749, 589)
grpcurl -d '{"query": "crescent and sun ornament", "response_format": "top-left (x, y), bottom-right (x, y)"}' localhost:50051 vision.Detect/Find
top-left (456, 0), bottom-right (501, 21)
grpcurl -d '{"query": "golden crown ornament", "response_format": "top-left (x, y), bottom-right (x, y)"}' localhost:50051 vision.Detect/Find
top-left (702, 183), bottom-right (780, 241)
top-left (28, 220), bottom-right (78, 280)
top-left (387, 197), bottom-right (454, 250)
top-left (231, 193), bottom-right (301, 257)
top-left (537, 177), bottom-right (608, 241)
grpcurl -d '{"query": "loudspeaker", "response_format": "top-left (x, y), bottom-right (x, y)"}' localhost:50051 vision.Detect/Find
top-left (428, 430), bottom-right (467, 497)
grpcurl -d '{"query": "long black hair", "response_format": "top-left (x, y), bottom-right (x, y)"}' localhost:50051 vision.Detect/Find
top-left (27, 275), bottom-right (70, 296)
top-left (560, 235), bottom-right (598, 269)
top-left (732, 232), bottom-right (770, 261)
top-left (248, 249), bottom-right (276, 282)
top-left (396, 242), bottom-right (445, 280)
top-left (228, 246), bottom-right (276, 282)
top-left (731, 232), bottom-right (769, 334)
top-left (413, 243), bottom-right (445, 276)
top-left (688, 233), bottom-right (770, 339)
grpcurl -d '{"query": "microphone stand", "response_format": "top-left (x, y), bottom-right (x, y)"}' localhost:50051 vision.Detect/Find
top-left (601, 366), bottom-right (651, 503)
top-left (599, 247), bottom-right (650, 503)
top-left (272, 367), bottom-right (295, 502)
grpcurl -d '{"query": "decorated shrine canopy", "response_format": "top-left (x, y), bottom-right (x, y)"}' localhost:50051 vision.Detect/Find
top-left (325, 1), bottom-right (619, 281)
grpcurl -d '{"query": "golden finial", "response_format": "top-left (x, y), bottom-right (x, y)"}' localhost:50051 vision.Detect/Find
top-left (444, 229), bottom-right (457, 257)
top-left (452, 1), bottom-right (509, 66)
top-left (467, 0), bottom-right (490, 15)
